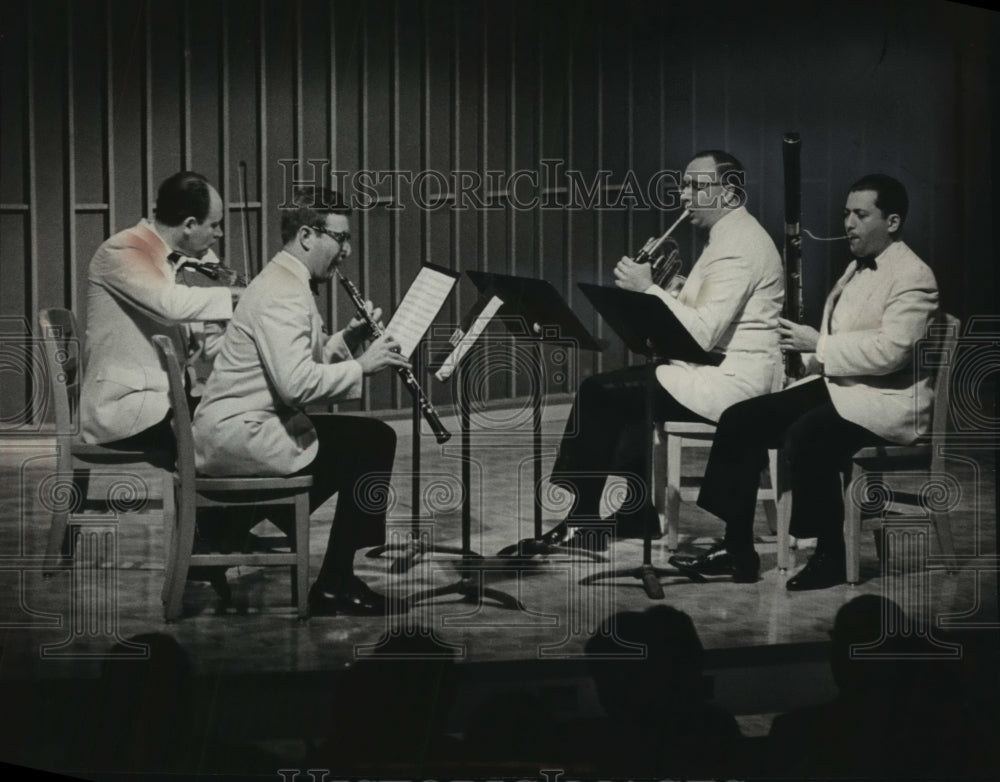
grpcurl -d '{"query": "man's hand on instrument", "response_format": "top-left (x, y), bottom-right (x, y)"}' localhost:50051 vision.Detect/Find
top-left (613, 255), bottom-right (653, 292)
top-left (344, 299), bottom-right (384, 352)
top-left (777, 317), bottom-right (820, 353)
top-left (357, 334), bottom-right (410, 376)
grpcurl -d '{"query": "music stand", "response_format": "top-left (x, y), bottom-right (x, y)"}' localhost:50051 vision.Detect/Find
top-left (465, 272), bottom-right (603, 559)
top-left (360, 263), bottom-right (463, 572)
top-left (405, 272), bottom-right (602, 609)
top-left (365, 339), bottom-right (469, 574)
top-left (576, 283), bottom-right (722, 599)
top-left (401, 356), bottom-right (525, 611)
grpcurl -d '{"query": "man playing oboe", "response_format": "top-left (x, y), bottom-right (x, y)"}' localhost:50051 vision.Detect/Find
top-left (192, 186), bottom-right (410, 615)
top-left (543, 150), bottom-right (784, 551)
top-left (673, 174), bottom-right (938, 589)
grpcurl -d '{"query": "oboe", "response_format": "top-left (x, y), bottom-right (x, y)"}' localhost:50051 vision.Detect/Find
top-left (335, 269), bottom-right (452, 444)
top-left (634, 208), bottom-right (691, 287)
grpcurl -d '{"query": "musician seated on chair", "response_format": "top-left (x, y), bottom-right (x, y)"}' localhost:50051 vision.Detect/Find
top-left (543, 150), bottom-right (784, 551)
top-left (672, 174), bottom-right (939, 589)
top-left (191, 186), bottom-right (410, 616)
top-left (80, 171), bottom-right (236, 454)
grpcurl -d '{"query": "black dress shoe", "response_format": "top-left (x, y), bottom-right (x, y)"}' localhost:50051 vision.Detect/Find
top-left (562, 527), bottom-right (610, 553)
top-left (308, 581), bottom-right (389, 616)
top-left (669, 543), bottom-right (760, 583)
top-left (540, 522), bottom-right (609, 552)
top-left (540, 522), bottom-right (569, 545)
top-left (187, 566), bottom-right (232, 602)
top-left (786, 550), bottom-right (846, 591)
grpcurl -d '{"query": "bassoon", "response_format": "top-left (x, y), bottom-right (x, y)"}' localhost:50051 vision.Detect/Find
top-left (782, 133), bottom-right (805, 379)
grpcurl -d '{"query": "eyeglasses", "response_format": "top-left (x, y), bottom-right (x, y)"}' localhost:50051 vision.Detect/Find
top-left (313, 225), bottom-right (351, 244)
top-left (680, 178), bottom-right (722, 192)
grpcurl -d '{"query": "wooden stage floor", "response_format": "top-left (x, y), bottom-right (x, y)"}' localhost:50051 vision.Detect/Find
top-left (1, 403), bottom-right (997, 777)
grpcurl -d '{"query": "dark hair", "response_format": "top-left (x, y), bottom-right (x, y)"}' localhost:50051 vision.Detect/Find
top-left (280, 185), bottom-right (352, 244)
top-left (154, 171), bottom-right (213, 226)
top-left (689, 149), bottom-right (747, 207)
top-left (586, 606), bottom-right (706, 704)
top-left (849, 173), bottom-right (909, 235)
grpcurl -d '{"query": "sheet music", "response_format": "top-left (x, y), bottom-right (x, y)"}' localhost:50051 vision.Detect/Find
top-left (384, 266), bottom-right (458, 359)
top-left (434, 295), bottom-right (505, 381)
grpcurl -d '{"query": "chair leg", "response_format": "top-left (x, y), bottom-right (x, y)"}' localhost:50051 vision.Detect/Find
top-left (160, 475), bottom-right (177, 605)
top-left (763, 449), bottom-right (779, 536)
top-left (45, 467), bottom-right (89, 570)
top-left (293, 492), bottom-right (310, 619)
top-left (651, 429), bottom-right (667, 539)
top-left (664, 434), bottom-right (682, 552)
top-left (161, 468), bottom-right (175, 540)
top-left (931, 510), bottom-right (957, 573)
top-left (164, 498), bottom-right (197, 622)
top-left (45, 508), bottom-right (70, 570)
top-left (845, 472), bottom-right (864, 585)
top-left (773, 453), bottom-right (792, 573)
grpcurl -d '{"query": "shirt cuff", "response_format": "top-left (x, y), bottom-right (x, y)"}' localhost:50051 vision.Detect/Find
top-left (816, 332), bottom-right (827, 363)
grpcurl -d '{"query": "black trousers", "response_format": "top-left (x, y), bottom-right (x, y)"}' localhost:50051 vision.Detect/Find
top-left (199, 415), bottom-right (397, 591)
top-left (697, 378), bottom-right (886, 554)
top-left (551, 365), bottom-right (710, 521)
top-left (294, 414), bottom-right (397, 588)
top-left (101, 414), bottom-right (177, 465)
top-left (99, 390), bottom-right (200, 464)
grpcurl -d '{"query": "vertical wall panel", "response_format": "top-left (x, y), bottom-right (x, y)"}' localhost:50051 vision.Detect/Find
top-left (33, 0), bottom-right (68, 309)
top-left (224, 4), bottom-right (261, 276)
top-left (109, 0), bottom-right (146, 232)
top-left (148, 2), bottom-right (184, 185)
top-left (187, 0), bottom-right (224, 196)
top-left (0, 0), bottom-right (992, 423)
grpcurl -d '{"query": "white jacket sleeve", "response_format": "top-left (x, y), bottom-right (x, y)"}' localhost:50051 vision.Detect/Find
top-left (93, 243), bottom-right (233, 323)
top-left (645, 253), bottom-right (756, 351)
top-left (822, 269), bottom-right (938, 377)
top-left (251, 284), bottom-right (363, 406)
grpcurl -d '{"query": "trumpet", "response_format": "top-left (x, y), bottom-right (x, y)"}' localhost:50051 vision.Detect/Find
top-left (335, 269), bottom-right (452, 444)
top-left (633, 208), bottom-right (691, 287)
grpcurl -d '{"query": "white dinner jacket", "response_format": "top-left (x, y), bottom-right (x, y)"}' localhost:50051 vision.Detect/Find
top-left (192, 252), bottom-right (363, 476)
top-left (646, 207), bottom-right (785, 421)
top-left (80, 220), bottom-right (233, 443)
top-left (804, 240), bottom-right (939, 444)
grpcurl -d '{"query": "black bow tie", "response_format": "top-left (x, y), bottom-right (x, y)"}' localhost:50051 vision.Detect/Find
top-left (167, 251), bottom-right (183, 265)
top-left (855, 255), bottom-right (877, 270)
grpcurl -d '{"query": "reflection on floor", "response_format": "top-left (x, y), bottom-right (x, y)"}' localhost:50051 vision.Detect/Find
top-left (1, 405), bottom-right (996, 777)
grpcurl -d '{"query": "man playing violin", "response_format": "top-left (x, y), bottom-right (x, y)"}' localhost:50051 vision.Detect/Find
top-left (80, 171), bottom-right (237, 453)
top-left (543, 150), bottom-right (784, 550)
top-left (192, 186), bottom-right (409, 616)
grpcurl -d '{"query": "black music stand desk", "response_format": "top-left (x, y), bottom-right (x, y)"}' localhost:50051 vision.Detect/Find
top-left (406, 272), bottom-right (604, 609)
top-left (576, 282), bottom-right (722, 599)
top-left (465, 272), bottom-right (603, 560)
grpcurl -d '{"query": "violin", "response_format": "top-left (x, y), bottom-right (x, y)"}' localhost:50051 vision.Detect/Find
top-left (176, 259), bottom-right (250, 289)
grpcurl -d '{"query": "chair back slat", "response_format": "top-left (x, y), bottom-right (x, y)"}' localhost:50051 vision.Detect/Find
top-left (927, 312), bottom-right (960, 448)
top-left (39, 308), bottom-right (80, 433)
top-left (152, 335), bottom-right (195, 487)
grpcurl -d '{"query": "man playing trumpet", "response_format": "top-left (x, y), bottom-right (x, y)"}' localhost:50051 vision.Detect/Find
top-left (543, 150), bottom-right (784, 550)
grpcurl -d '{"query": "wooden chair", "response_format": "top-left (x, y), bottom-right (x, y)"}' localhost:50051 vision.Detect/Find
top-left (152, 335), bottom-right (313, 621)
top-left (38, 308), bottom-right (174, 570)
top-left (659, 365), bottom-right (791, 568)
top-left (843, 313), bottom-right (960, 584)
